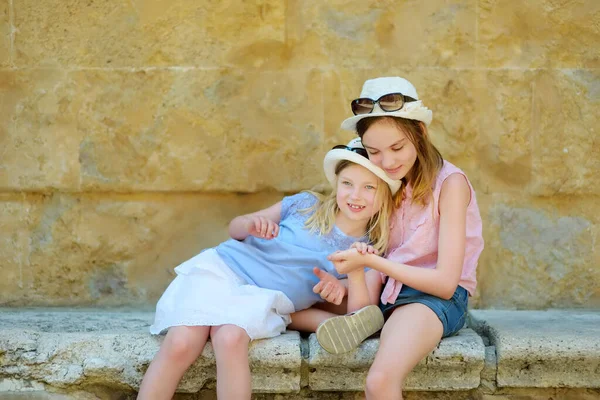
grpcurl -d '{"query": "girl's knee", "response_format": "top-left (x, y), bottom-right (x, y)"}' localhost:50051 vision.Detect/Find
top-left (211, 325), bottom-right (250, 351)
top-left (366, 369), bottom-right (403, 397)
top-left (163, 328), bottom-right (205, 359)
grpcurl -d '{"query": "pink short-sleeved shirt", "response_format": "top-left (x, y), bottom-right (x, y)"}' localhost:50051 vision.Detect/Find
top-left (380, 160), bottom-right (484, 304)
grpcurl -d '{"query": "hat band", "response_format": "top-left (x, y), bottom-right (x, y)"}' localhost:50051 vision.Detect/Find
top-left (331, 145), bottom-right (369, 159)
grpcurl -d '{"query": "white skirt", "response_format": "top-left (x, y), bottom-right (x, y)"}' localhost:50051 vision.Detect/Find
top-left (149, 248), bottom-right (295, 340)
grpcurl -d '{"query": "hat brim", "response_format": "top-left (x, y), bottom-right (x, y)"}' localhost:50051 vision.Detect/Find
top-left (323, 150), bottom-right (401, 195)
top-left (341, 102), bottom-right (433, 131)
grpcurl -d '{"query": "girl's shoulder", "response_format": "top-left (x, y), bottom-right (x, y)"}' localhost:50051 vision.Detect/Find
top-left (436, 160), bottom-right (466, 182)
top-left (281, 191), bottom-right (320, 220)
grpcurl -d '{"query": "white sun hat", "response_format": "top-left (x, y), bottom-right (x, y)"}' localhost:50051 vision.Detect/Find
top-left (323, 138), bottom-right (402, 195)
top-left (341, 77), bottom-right (433, 131)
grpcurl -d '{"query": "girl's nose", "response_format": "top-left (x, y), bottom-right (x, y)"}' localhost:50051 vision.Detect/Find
top-left (382, 155), bottom-right (396, 169)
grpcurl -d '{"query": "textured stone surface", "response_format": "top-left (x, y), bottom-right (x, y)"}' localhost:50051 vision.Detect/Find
top-left (0, 309), bottom-right (302, 393)
top-left (287, 0), bottom-right (476, 69)
top-left (0, 192), bottom-right (282, 306)
top-left (0, 1), bottom-right (599, 310)
top-left (530, 69), bottom-right (600, 196)
top-left (477, 0), bottom-right (600, 68)
top-left (306, 329), bottom-right (485, 391)
top-left (478, 197), bottom-right (599, 309)
top-left (13, 1), bottom-right (285, 68)
top-left (0, 70), bottom-right (82, 191)
top-left (0, 69), bottom-right (332, 192)
top-left (469, 310), bottom-right (600, 388)
top-left (472, 70), bottom-right (534, 190)
top-left (0, 2), bottom-right (9, 67)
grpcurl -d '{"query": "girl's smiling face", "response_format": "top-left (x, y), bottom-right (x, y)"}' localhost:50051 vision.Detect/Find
top-left (335, 163), bottom-right (382, 233)
top-left (361, 119), bottom-right (418, 181)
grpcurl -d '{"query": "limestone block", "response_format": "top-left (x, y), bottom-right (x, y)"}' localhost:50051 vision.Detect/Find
top-left (0, 2), bottom-right (9, 67)
top-left (0, 70), bottom-right (81, 191)
top-left (0, 196), bottom-right (35, 302)
top-left (0, 191), bottom-right (282, 306)
top-left (306, 329), bottom-right (485, 391)
top-left (469, 310), bottom-right (600, 388)
top-left (472, 70), bottom-right (534, 189)
top-left (71, 69), bottom-right (327, 192)
top-left (286, 0), bottom-right (476, 69)
top-left (479, 198), bottom-right (599, 309)
top-left (0, 309), bottom-right (302, 393)
top-left (14, 0), bottom-right (285, 67)
top-left (530, 69), bottom-right (600, 196)
top-left (477, 0), bottom-right (600, 68)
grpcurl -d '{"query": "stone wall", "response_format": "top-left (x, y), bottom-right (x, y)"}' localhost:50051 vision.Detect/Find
top-left (1, 0), bottom-right (599, 308)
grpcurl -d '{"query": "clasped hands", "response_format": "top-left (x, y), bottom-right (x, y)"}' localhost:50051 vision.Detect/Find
top-left (312, 242), bottom-right (378, 305)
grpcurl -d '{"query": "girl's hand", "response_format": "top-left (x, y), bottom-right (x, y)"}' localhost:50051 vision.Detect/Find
top-left (247, 215), bottom-right (279, 239)
top-left (312, 267), bottom-right (346, 305)
top-left (351, 242), bottom-right (379, 255)
top-left (328, 248), bottom-right (368, 275)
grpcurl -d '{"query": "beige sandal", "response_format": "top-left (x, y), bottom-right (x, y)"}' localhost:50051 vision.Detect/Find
top-left (316, 304), bottom-right (384, 354)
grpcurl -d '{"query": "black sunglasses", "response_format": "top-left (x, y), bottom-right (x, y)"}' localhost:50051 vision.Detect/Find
top-left (332, 145), bottom-right (368, 159)
top-left (351, 92), bottom-right (417, 115)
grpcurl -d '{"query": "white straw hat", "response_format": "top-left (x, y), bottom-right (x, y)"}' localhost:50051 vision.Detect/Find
top-left (323, 138), bottom-right (401, 195)
top-left (341, 77), bottom-right (433, 131)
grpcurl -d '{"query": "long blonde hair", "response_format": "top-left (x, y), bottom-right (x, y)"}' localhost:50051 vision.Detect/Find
top-left (302, 160), bottom-right (394, 255)
top-left (357, 116), bottom-right (443, 207)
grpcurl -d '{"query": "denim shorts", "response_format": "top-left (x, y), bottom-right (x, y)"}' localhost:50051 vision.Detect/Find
top-left (379, 284), bottom-right (468, 338)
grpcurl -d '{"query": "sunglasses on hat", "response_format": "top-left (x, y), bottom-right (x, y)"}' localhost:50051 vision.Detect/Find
top-left (351, 92), bottom-right (417, 116)
top-left (332, 145), bottom-right (368, 158)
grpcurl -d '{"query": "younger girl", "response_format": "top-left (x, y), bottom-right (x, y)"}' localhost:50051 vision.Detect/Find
top-left (318, 77), bottom-right (484, 400)
top-left (137, 140), bottom-right (400, 400)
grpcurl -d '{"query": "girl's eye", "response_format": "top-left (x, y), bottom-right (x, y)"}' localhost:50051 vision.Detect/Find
top-left (342, 181), bottom-right (352, 186)
top-left (365, 185), bottom-right (376, 190)
top-left (367, 150), bottom-right (379, 156)
top-left (392, 146), bottom-right (404, 152)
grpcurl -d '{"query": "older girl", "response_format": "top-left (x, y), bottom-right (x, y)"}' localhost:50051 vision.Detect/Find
top-left (318, 77), bottom-right (484, 400)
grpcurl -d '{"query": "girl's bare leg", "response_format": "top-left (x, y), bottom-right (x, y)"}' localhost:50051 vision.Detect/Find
top-left (210, 324), bottom-right (252, 400)
top-left (365, 303), bottom-right (443, 400)
top-left (289, 308), bottom-right (338, 332)
top-left (138, 325), bottom-right (210, 400)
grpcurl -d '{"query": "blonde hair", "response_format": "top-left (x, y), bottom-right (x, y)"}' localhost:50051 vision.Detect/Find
top-left (356, 116), bottom-right (443, 208)
top-left (302, 160), bottom-right (394, 255)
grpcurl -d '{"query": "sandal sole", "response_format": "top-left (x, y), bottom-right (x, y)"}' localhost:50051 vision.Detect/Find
top-left (316, 305), bottom-right (384, 354)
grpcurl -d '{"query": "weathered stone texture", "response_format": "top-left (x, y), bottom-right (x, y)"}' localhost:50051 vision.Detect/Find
top-left (0, 310), bottom-right (302, 393)
top-left (13, 1), bottom-right (285, 68)
top-left (530, 69), bottom-right (600, 196)
top-left (478, 197), bottom-right (600, 309)
top-left (473, 70), bottom-right (534, 190)
top-left (0, 2), bottom-right (9, 67)
top-left (287, 0), bottom-right (476, 69)
top-left (0, 69), bottom-right (343, 192)
top-left (0, 1), bottom-right (599, 309)
top-left (0, 70), bottom-right (81, 191)
top-left (76, 69), bottom-right (329, 192)
top-left (0, 192), bottom-right (282, 306)
top-left (470, 310), bottom-right (600, 388)
top-left (478, 0), bottom-right (600, 68)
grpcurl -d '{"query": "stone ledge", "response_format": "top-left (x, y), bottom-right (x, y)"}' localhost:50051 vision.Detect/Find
top-left (306, 328), bottom-right (485, 391)
top-left (0, 309), bottom-right (300, 394)
top-left (2, 308), bottom-right (599, 397)
top-left (469, 309), bottom-right (600, 389)
top-left (0, 309), bottom-right (485, 394)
